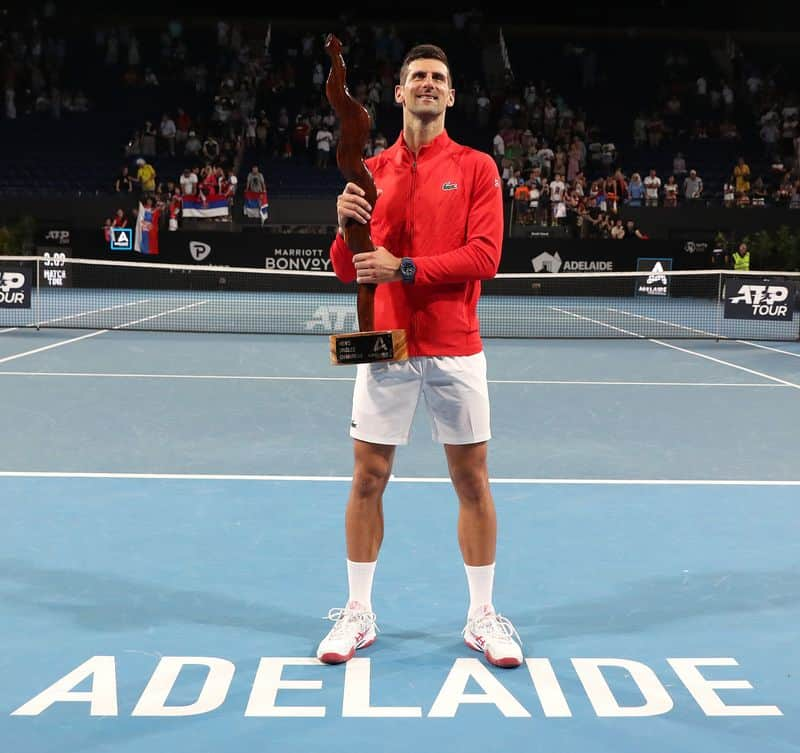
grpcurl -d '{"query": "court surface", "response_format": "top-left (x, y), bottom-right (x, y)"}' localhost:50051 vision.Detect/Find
top-left (1, 327), bottom-right (798, 753)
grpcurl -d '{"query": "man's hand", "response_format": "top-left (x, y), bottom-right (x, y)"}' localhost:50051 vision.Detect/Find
top-left (337, 182), bottom-right (382, 232)
top-left (353, 246), bottom-right (401, 284)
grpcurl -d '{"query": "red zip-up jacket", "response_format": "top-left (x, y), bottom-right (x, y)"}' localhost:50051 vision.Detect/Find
top-left (329, 130), bottom-right (503, 357)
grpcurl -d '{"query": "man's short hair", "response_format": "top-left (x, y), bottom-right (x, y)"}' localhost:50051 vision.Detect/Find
top-left (399, 44), bottom-right (451, 87)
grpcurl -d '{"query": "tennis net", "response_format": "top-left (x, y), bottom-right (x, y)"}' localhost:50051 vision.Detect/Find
top-left (1, 256), bottom-right (798, 341)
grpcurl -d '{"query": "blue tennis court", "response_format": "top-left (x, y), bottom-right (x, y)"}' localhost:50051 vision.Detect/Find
top-left (1, 323), bottom-right (798, 753)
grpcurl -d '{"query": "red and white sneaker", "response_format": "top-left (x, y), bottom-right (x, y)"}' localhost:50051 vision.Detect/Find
top-left (316, 600), bottom-right (378, 664)
top-left (462, 606), bottom-right (523, 668)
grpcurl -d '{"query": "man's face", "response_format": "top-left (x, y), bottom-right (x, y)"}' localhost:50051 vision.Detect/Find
top-left (395, 59), bottom-right (454, 118)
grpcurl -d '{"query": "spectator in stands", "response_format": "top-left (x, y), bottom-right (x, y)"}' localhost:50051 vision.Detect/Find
top-left (760, 113), bottom-right (781, 161)
top-left (723, 178), bottom-right (736, 208)
top-left (663, 175), bottom-right (679, 207)
top-left (134, 158), bottom-right (157, 195)
top-left (223, 168), bottom-right (238, 206)
top-left (175, 108), bottom-right (191, 150)
top-left (513, 181), bottom-right (531, 223)
top-left (115, 166), bottom-right (133, 193)
top-left (141, 120), bottom-right (157, 157)
top-left (672, 152), bottom-right (687, 179)
top-left (202, 135), bottom-right (220, 164)
top-left (246, 165), bottom-right (267, 194)
top-left (160, 112), bottom-right (177, 157)
top-left (112, 208), bottom-right (129, 230)
top-left (624, 219), bottom-right (646, 239)
top-left (373, 132), bottom-right (388, 155)
top-left (733, 157), bottom-right (751, 196)
top-left (750, 176), bottom-right (768, 206)
top-left (682, 169), bottom-right (703, 204)
top-left (626, 173), bottom-right (645, 207)
top-left (789, 180), bottom-right (800, 210)
top-left (316, 123), bottom-right (334, 168)
top-left (184, 130), bottom-right (202, 157)
top-left (775, 173), bottom-right (793, 206)
top-left (179, 167), bottom-right (198, 197)
top-left (610, 217), bottom-right (625, 239)
top-left (644, 169), bottom-right (661, 207)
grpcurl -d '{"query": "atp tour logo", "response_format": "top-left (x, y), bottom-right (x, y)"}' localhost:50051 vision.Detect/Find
top-left (44, 229), bottom-right (71, 245)
top-left (0, 268), bottom-right (31, 308)
top-left (724, 280), bottom-right (795, 321)
top-left (305, 305), bottom-right (358, 331)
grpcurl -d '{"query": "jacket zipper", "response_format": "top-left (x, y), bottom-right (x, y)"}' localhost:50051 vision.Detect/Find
top-left (408, 157), bottom-right (417, 342)
top-left (409, 158), bottom-right (417, 249)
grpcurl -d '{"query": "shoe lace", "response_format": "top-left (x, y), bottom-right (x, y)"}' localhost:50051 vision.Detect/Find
top-left (324, 606), bottom-right (378, 636)
top-left (466, 612), bottom-right (522, 646)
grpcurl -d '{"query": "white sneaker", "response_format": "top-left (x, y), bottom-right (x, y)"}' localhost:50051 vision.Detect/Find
top-left (316, 600), bottom-right (378, 664)
top-left (463, 605), bottom-right (523, 668)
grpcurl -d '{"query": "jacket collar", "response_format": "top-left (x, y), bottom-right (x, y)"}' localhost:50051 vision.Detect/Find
top-left (390, 129), bottom-right (450, 165)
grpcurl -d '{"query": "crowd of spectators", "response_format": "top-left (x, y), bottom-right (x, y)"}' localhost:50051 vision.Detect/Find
top-left (4, 8), bottom-right (800, 240)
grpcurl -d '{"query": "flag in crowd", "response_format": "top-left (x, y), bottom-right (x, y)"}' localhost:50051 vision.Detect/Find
top-left (133, 201), bottom-right (161, 255)
top-left (243, 190), bottom-right (269, 225)
top-left (181, 195), bottom-right (230, 218)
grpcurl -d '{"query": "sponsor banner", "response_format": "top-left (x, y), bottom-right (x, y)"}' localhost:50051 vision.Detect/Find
top-left (109, 227), bottom-right (133, 251)
top-left (189, 241), bottom-right (212, 262)
top-left (266, 245), bottom-right (332, 272)
top-left (635, 257), bottom-right (673, 296)
top-left (39, 250), bottom-right (72, 288)
top-left (724, 278), bottom-right (796, 321)
top-left (502, 240), bottom-right (686, 274)
top-left (36, 225), bottom-right (72, 247)
top-left (0, 264), bottom-right (32, 308)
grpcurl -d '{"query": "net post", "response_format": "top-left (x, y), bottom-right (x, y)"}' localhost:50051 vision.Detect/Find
top-left (35, 257), bottom-right (41, 330)
top-left (716, 271), bottom-right (723, 341)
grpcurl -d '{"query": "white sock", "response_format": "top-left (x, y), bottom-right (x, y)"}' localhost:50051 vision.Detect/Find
top-left (464, 562), bottom-right (495, 618)
top-left (347, 559), bottom-right (377, 612)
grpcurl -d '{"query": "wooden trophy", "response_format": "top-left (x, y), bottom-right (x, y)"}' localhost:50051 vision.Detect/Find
top-left (324, 34), bottom-right (408, 365)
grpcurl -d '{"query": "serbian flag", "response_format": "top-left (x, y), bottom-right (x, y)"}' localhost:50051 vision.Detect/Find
top-left (182, 194), bottom-right (230, 218)
top-left (134, 202), bottom-right (161, 255)
top-left (243, 189), bottom-right (269, 223)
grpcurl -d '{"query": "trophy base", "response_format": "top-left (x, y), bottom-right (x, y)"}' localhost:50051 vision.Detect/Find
top-left (329, 329), bottom-right (408, 365)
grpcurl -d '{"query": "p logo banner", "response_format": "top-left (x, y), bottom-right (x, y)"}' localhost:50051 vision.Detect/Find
top-left (0, 266), bottom-right (32, 308)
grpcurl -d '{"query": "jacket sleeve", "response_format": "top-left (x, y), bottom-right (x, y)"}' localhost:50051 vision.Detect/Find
top-left (329, 230), bottom-right (356, 283)
top-left (414, 153), bottom-right (503, 284)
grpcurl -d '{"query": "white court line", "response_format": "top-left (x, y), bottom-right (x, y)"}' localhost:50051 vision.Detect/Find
top-left (0, 301), bottom-right (213, 365)
top-left (40, 298), bottom-right (153, 326)
top-left (0, 330), bottom-right (110, 365)
top-left (0, 370), bottom-right (787, 388)
top-left (608, 307), bottom-right (723, 338)
top-left (736, 340), bottom-right (800, 358)
top-left (0, 298), bottom-right (152, 334)
top-left (610, 308), bottom-right (800, 356)
top-left (550, 306), bottom-right (800, 391)
top-left (112, 300), bottom-right (209, 329)
top-left (0, 471), bottom-right (798, 485)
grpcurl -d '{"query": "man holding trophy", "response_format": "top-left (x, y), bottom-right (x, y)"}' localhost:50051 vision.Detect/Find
top-left (317, 40), bottom-right (523, 669)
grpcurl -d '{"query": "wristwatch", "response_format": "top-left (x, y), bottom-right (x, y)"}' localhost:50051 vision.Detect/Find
top-left (400, 257), bottom-right (416, 283)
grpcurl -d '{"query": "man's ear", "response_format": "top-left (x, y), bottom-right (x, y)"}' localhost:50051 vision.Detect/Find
top-left (394, 84), bottom-right (404, 105)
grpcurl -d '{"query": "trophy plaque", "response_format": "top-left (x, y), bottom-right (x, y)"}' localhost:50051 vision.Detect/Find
top-left (324, 34), bottom-right (408, 365)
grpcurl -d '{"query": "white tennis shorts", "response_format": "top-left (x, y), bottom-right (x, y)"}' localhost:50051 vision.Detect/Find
top-left (350, 352), bottom-right (491, 446)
